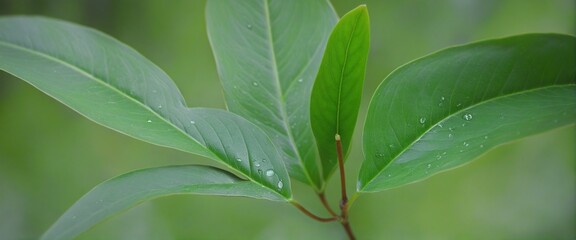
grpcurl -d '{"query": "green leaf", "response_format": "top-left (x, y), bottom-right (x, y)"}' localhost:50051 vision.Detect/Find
top-left (206, 0), bottom-right (338, 190)
top-left (0, 16), bottom-right (291, 198)
top-left (310, 5), bottom-right (370, 180)
top-left (359, 34), bottom-right (576, 192)
top-left (41, 165), bottom-right (284, 240)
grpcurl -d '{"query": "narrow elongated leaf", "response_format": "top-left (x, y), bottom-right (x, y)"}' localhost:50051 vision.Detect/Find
top-left (360, 34), bottom-right (576, 192)
top-left (41, 165), bottom-right (284, 240)
top-left (0, 17), bottom-right (290, 198)
top-left (310, 5), bottom-right (370, 179)
top-left (206, 0), bottom-right (338, 190)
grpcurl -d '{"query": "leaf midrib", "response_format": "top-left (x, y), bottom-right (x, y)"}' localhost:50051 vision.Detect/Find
top-left (362, 83), bottom-right (576, 190)
top-left (0, 39), bottom-right (286, 197)
top-left (0, 39), bottom-right (208, 155)
top-left (335, 10), bottom-right (362, 133)
top-left (262, 0), bottom-right (318, 188)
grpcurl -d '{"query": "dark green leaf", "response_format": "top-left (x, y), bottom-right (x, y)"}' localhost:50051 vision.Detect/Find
top-left (360, 34), bottom-right (576, 192)
top-left (0, 16), bottom-right (291, 198)
top-left (310, 5), bottom-right (370, 180)
top-left (206, 0), bottom-right (338, 190)
top-left (41, 165), bottom-right (284, 240)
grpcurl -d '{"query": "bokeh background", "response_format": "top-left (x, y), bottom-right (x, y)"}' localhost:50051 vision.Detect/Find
top-left (0, 0), bottom-right (574, 239)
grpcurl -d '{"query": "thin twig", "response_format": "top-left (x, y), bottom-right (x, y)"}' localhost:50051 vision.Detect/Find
top-left (290, 201), bottom-right (338, 222)
top-left (335, 134), bottom-right (348, 204)
top-left (335, 133), bottom-right (356, 240)
top-left (318, 193), bottom-right (338, 217)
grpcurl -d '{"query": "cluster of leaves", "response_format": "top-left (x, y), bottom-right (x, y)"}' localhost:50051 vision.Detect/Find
top-left (0, 0), bottom-right (574, 239)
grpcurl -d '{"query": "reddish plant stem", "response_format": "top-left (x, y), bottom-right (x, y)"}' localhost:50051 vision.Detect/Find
top-left (335, 134), bottom-right (356, 240)
top-left (291, 201), bottom-right (337, 222)
top-left (335, 134), bottom-right (348, 204)
top-left (318, 193), bottom-right (338, 217)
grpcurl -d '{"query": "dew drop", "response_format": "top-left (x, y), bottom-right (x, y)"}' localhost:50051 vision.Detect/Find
top-left (456, 103), bottom-right (462, 107)
top-left (442, 151), bottom-right (447, 155)
top-left (448, 133), bottom-right (453, 138)
top-left (255, 162), bottom-right (261, 167)
top-left (388, 144), bottom-right (395, 148)
top-left (387, 174), bottom-right (392, 177)
top-left (427, 163), bottom-right (432, 168)
top-left (463, 142), bottom-right (469, 147)
top-left (158, 105), bottom-right (163, 109)
top-left (247, 24), bottom-right (253, 29)
top-left (419, 117), bottom-right (427, 124)
top-left (297, 78), bottom-right (303, 83)
top-left (252, 82), bottom-right (259, 86)
top-left (277, 181), bottom-right (284, 189)
top-left (484, 136), bottom-right (488, 139)
top-left (448, 127), bottom-right (455, 131)
top-left (463, 113), bottom-right (473, 121)
top-left (236, 158), bottom-right (242, 162)
top-left (375, 153), bottom-right (386, 158)
top-left (480, 144), bottom-right (484, 148)
top-left (266, 170), bottom-right (275, 177)
top-left (441, 96), bottom-right (445, 101)
top-left (147, 120), bottom-right (152, 123)
top-left (438, 123), bottom-right (443, 128)
top-left (257, 169), bottom-right (263, 175)
top-left (190, 120), bottom-right (196, 124)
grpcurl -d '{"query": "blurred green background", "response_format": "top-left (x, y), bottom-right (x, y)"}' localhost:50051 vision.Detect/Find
top-left (0, 0), bottom-right (574, 239)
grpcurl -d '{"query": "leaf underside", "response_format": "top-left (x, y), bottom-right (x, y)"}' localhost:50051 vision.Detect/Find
top-left (310, 5), bottom-right (370, 180)
top-left (206, 0), bottom-right (338, 190)
top-left (0, 16), bottom-right (291, 198)
top-left (360, 34), bottom-right (576, 192)
top-left (41, 165), bottom-right (284, 240)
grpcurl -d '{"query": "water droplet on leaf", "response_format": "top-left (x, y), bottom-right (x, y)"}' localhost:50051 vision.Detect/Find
top-left (147, 120), bottom-right (152, 123)
top-left (266, 170), bottom-right (275, 177)
top-left (277, 181), bottom-right (284, 189)
top-left (463, 113), bottom-right (473, 121)
top-left (252, 82), bottom-right (259, 86)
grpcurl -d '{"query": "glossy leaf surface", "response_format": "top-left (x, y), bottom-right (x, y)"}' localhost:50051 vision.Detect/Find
top-left (206, 0), bottom-right (338, 189)
top-left (310, 5), bottom-right (370, 179)
top-left (0, 16), bottom-right (290, 198)
top-left (360, 34), bottom-right (576, 192)
top-left (41, 165), bottom-right (284, 240)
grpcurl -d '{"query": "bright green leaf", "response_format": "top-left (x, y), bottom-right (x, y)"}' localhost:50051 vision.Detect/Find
top-left (206, 0), bottom-right (338, 190)
top-left (41, 165), bottom-right (284, 240)
top-left (360, 34), bottom-right (576, 192)
top-left (310, 5), bottom-right (370, 180)
top-left (0, 16), bottom-right (291, 198)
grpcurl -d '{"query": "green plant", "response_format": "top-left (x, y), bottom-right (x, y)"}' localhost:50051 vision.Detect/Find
top-left (0, 0), bottom-right (574, 239)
